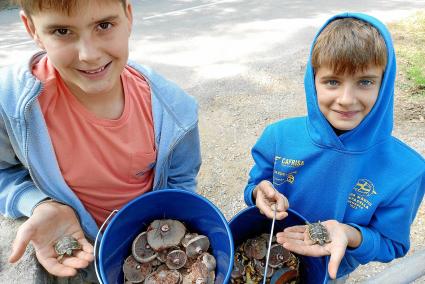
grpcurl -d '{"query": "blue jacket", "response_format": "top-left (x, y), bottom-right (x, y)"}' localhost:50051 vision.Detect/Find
top-left (244, 13), bottom-right (424, 277)
top-left (0, 52), bottom-right (201, 239)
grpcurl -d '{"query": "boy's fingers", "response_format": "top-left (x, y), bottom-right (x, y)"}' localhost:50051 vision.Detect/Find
top-left (276, 211), bottom-right (288, 220)
top-left (74, 250), bottom-right (94, 262)
top-left (256, 196), bottom-right (274, 218)
top-left (275, 195), bottom-right (289, 212)
top-left (9, 225), bottom-right (34, 263)
top-left (283, 225), bottom-right (306, 233)
top-left (328, 249), bottom-right (344, 280)
top-left (276, 231), bottom-right (304, 241)
top-left (77, 237), bottom-right (94, 254)
top-left (39, 257), bottom-right (78, 277)
top-left (61, 256), bottom-right (90, 269)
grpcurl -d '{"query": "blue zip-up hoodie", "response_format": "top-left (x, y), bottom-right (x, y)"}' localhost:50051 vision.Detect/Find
top-left (244, 13), bottom-right (424, 278)
top-left (0, 53), bottom-right (201, 239)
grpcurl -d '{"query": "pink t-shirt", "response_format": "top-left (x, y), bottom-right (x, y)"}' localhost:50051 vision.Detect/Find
top-left (33, 56), bottom-right (156, 226)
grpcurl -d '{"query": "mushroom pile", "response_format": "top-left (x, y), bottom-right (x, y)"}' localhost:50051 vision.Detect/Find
top-left (123, 219), bottom-right (216, 284)
top-left (231, 233), bottom-right (300, 284)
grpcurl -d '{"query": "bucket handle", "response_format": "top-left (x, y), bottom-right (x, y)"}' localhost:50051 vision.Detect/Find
top-left (94, 209), bottom-right (119, 284)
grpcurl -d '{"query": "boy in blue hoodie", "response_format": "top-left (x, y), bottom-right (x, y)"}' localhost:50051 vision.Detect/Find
top-left (244, 13), bottom-right (424, 281)
top-left (0, 0), bottom-right (201, 281)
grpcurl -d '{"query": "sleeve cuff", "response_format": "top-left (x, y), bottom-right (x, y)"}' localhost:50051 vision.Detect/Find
top-left (345, 223), bottom-right (378, 264)
top-left (15, 186), bottom-right (49, 217)
top-left (244, 185), bottom-right (256, 206)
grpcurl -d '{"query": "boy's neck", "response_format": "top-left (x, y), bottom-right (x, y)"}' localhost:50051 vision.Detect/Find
top-left (333, 127), bottom-right (348, 136)
top-left (66, 79), bottom-right (125, 120)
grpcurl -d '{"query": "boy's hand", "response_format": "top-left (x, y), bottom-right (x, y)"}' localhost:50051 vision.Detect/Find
top-left (276, 220), bottom-right (361, 279)
top-left (8, 201), bottom-right (94, 277)
top-left (253, 180), bottom-right (289, 220)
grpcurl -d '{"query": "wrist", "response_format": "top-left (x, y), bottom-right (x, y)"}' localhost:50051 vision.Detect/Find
top-left (343, 224), bottom-right (362, 248)
top-left (252, 187), bottom-right (258, 199)
top-left (32, 198), bottom-right (76, 217)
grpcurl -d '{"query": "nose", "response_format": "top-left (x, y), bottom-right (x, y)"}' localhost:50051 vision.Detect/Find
top-left (337, 84), bottom-right (356, 106)
top-left (77, 36), bottom-right (102, 63)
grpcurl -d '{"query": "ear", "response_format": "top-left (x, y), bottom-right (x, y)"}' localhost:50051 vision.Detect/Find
top-left (20, 11), bottom-right (45, 50)
top-left (125, 1), bottom-right (133, 35)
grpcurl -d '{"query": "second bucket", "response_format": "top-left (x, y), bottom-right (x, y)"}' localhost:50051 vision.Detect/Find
top-left (229, 206), bottom-right (329, 283)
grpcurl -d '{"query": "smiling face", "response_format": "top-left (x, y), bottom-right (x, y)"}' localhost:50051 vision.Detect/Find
top-left (315, 65), bottom-right (383, 131)
top-left (22, 0), bottom-right (132, 99)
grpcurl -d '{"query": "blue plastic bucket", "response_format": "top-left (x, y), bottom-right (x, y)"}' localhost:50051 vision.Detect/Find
top-left (98, 189), bottom-right (234, 284)
top-left (229, 206), bottom-right (328, 284)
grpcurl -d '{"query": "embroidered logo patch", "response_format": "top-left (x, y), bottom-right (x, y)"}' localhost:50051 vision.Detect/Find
top-left (348, 179), bottom-right (377, 209)
top-left (273, 170), bottom-right (297, 185)
top-left (273, 156), bottom-right (304, 187)
top-left (353, 179), bottom-right (377, 196)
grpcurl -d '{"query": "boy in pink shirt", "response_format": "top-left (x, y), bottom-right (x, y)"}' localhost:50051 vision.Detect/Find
top-left (0, 0), bottom-right (201, 282)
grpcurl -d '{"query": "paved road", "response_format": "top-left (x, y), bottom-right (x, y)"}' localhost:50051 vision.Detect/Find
top-left (1, 0), bottom-right (425, 101)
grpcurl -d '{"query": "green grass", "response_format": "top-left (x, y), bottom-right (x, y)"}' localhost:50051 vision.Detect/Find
top-left (390, 10), bottom-right (425, 96)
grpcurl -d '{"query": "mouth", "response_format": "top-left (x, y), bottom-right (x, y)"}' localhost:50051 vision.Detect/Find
top-left (77, 62), bottom-right (112, 75)
top-left (333, 110), bottom-right (359, 119)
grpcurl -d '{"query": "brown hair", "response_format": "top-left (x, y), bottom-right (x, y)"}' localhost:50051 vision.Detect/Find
top-left (12, 0), bottom-right (127, 16)
top-left (312, 18), bottom-right (387, 75)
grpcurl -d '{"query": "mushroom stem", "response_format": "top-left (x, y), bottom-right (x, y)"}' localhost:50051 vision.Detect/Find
top-left (161, 224), bottom-right (169, 232)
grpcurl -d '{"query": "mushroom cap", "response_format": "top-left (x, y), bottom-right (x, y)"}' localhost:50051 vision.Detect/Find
top-left (147, 219), bottom-right (186, 251)
top-left (207, 271), bottom-right (215, 284)
top-left (122, 255), bottom-right (152, 283)
top-left (132, 232), bottom-right (158, 263)
top-left (165, 249), bottom-right (187, 270)
top-left (195, 278), bottom-right (207, 284)
top-left (260, 233), bottom-right (276, 243)
top-left (185, 235), bottom-right (210, 258)
top-left (243, 237), bottom-right (267, 260)
top-left (144, 269), bottom-right (182, 284)
top-left (253, 259), bottom-right (274, 278)
top-left (189, 261), bottom-right (210, 283)
top-left (269, 244), bottom-right (291, 268)
top-left (198, 252), bottom-right (216, 272)
top-left (181, 233), bottom-right (199, 248)
top-left (155, 264), bottom-right (168, 272)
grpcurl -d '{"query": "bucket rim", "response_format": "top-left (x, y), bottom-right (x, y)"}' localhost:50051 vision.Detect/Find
top-left (98, 189), bottom-right (234, 284)
top-left (229, 205), bottom-right (308, 224)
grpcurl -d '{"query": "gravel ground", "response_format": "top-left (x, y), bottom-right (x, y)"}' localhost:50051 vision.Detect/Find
top-left (0, 7), bottom-right (423, 283)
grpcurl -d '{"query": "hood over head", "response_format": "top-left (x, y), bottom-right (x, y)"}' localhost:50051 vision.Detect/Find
top-left (304, 12), bottom-right (396, 152)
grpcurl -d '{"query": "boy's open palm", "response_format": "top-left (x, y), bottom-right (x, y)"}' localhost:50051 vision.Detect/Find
top-left (8, 202), bottom-right (94, 277)
top-left (276, 220), bottom-right (348, 279)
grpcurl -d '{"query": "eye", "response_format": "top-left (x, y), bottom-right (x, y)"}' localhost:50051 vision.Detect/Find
top-left (359, 79), bottom-right (374, 87)
top-left (326, 80), bottom-right (339, 87)
top-left (53, 28), bottom-right (70, 36)
top-left (98, 22), bottom-right (113, 31)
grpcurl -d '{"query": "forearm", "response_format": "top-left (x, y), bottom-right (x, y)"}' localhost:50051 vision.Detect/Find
top-left (0, 167), bottom-right (48, 218)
